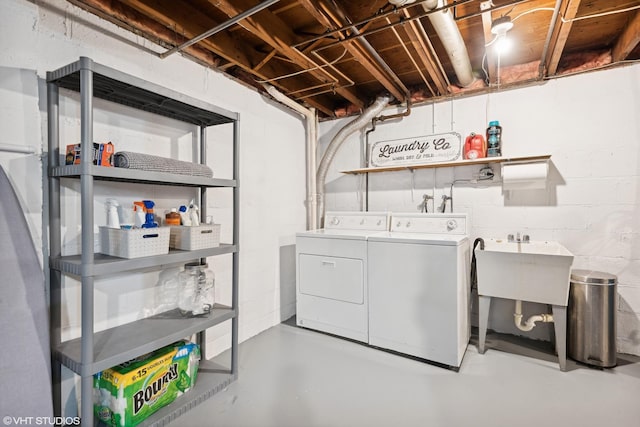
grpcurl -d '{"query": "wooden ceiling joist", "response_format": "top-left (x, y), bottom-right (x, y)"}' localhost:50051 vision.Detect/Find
top-left (67, 0), bottom-right (221, 66)
top-left (75, 0), bottom-right (335, 116)
top-left (298, 0), bottom-right (408, 103)
top-left (63, 0), bottom-right (640, 119)
top-left (209, 0), bottom-right (364, 111)
top-left (612, 10), bottom-right (640, 62)
top-left (545, 0), bottom-right (582, 76)
top-left (400, 9), bottom-right (450, 96)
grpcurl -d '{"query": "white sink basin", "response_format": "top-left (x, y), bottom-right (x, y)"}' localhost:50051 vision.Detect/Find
top-left (475, 238), bottom-right (574, 305)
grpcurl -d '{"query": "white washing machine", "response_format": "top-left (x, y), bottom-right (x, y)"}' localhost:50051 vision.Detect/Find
top-left (296, 211), bottom-right (390, 343)
top-left (367, 213), bottom-right (471, 368)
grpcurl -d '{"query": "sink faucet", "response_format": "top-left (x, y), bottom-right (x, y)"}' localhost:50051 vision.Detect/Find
top-left (438, 195), bottom-right (452, 213)
top-left (508, 232), bottom-right (530, 243)
top-left (418, 194), bottom-right (434, 213)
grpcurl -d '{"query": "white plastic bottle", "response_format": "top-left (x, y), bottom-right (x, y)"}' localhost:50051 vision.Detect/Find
top-left (106, 199), bottom-right (120, 229)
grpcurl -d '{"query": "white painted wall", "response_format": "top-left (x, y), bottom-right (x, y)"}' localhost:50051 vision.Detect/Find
top-left (1, 0), bottom-right (306, 415)
top-left (318, 63), bottom-right (640, 356)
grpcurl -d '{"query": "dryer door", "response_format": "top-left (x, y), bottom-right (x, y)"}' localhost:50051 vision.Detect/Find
top-left (299, 254), bottom-right (363, 303)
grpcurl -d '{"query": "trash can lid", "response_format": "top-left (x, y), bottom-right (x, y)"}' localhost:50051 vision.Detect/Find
top-left (571, 269), bottom-right (617, 284)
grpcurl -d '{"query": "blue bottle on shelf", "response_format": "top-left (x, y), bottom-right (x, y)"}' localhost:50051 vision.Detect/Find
top-left (486, 120), bottom-right (502, 157)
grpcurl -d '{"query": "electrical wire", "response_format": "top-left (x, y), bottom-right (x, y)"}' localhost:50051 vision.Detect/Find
top-left (562, 4), bottom-right (640, 23)
top-left (511, 7), bottom-right (556, 22)
top-left (509, 4), bottom-right (640, 24)
top-left (255, 48), bottom-right (349, 83)
top-left (543, 58), bottom-right (640, 81)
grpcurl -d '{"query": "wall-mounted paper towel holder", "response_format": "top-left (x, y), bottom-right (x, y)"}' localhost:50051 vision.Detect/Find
top-left (501, 160), bottom-right (549, 191)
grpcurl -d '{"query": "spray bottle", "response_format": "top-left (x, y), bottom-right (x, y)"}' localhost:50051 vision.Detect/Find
top-left (142, 200), bottom-right (158, 228)
top-left (189, 200), bottom-right (200, 226)
top-left (179, 205), bottom-right (192, 226)
top-left (106, 199), bottom-right (120, 229)
top-left (133, 202), bottom-right (146, 228)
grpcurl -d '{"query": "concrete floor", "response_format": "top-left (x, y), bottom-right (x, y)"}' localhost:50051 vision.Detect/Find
top-left (177, 319), bottom-right (640, 427)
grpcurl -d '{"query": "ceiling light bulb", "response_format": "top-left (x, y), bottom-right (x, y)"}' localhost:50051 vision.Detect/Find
top-left (495, 35), bottom-right (512, 54)
top-left (491, 16), bottom-right (514, 35)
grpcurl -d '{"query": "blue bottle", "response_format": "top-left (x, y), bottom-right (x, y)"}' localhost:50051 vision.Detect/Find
top-left (486, 120), bottom-right (502, 157)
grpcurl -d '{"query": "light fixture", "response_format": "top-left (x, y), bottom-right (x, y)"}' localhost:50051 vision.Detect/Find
top-left (491, 16), bottom-right (514, 35)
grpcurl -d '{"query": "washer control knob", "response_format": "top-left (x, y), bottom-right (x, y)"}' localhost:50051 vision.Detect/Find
top-left (360, 219), bottom-right (365, 225)
top-left (377, 220), bottom-right (382, 226)
top-left (446, 219), bottom-right (458, 231)
top-left (330, 217), bottom-right (340, 226)
top-left (396, 221), bottom-right (402, 228)
top-left (405, 221), bottom-right (411, 228)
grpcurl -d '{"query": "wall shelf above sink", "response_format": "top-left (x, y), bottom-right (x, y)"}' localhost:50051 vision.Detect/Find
top-left (341, 154), bottom-right (551, 174)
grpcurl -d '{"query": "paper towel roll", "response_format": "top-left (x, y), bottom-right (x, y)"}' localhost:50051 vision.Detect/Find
top-left (501, 161), bottom-right (548, 191)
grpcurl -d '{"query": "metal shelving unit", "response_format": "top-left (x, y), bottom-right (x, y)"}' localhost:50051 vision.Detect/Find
top-left (47, 57), bottom-right (240, 427)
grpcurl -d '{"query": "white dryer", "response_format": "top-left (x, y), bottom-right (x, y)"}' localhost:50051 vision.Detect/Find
top-left (367, 213), bottom-right (470, 368)
top-left (296, 211), bottom-right (390, 342)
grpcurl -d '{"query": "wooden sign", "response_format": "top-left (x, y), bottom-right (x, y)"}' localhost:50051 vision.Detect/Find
top-left (370, 132), bottom-right (461, 167)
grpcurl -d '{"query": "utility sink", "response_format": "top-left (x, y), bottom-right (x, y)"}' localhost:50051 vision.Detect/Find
top-left (475, 238), bottom-right (574, 306)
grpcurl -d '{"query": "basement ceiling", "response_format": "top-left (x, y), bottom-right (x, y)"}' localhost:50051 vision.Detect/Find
top-left (68, 0), bottom-right (640, 119)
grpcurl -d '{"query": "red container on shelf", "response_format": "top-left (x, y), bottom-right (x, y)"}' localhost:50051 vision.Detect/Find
top-left (463, 133), bottom-right (487, 159)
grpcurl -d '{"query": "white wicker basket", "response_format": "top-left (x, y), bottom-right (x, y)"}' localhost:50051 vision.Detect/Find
top-left (99, 226), bottom-right (170, 259)
top-left (169, 224), bottom-right (221, 250)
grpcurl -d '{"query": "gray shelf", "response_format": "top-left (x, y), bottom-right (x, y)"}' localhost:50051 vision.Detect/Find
top-left (47, 57), bottom-right (238, 126)
top-left (55, 306), bottom-right (235, 376)
top-left (138, 360), bottom-right (235, 427)
top-left (50, 244), bottom-right (237, 277)
top-left (48, 57), bottom-right (240, 427)
top-left (52, 165), bottom-right (237, 188)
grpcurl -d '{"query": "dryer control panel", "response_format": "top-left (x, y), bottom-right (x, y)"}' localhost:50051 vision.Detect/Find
top-left (324, 211), bottom-right (390, 231)
top-left (390, 213), bottom-right (468, 235)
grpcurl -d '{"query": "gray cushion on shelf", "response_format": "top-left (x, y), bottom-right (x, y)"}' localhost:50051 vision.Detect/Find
top-left (114, 151), bottom-right (213, 177)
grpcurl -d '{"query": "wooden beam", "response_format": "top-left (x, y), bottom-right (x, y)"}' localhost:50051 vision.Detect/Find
top-left (298, 0), bottom-right (406, 102)
top-left (612, 10), bottom-right (640, 62)
top-left (68, 0), bottom-right (220, 66)
top-left (79, 0), bottom-right (336, 116)
top-left (119, 0), bottom-right (255, 67)
top-left (209, 0), bottom-right (365, 109)
top-left (253, 50), bottom-right (278, 72)
top-left (401, 8), bottom-right (450, 95)
top-left (545, 0), bottom-right (582, 76)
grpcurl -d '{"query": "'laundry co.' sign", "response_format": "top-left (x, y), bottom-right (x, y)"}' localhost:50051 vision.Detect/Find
top-left (370, 132), bottom-right (461, 167)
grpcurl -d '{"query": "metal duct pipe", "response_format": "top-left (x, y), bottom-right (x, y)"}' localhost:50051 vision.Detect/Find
top-left (316, 95), bottom-right (392, 226)
top-left (422, 0), bottom-right (475, 87)
top-left (263, 84), bottom-right (319, 230)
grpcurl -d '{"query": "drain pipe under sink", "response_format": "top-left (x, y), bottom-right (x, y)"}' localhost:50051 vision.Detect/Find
top-left (514, 300), bottom-right (554, 332)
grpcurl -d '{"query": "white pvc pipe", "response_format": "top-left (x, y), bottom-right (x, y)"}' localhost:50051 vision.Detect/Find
top-left (263, 84), bottom-right (318, 230)
top-left (514, 300), bottom-right (554, 332)
top-left (0, 143), bottom-right (37, 154)
top-left (422, 0), bottom-right (475, 87)
top-left (316, 95), bottom-right (392, 226)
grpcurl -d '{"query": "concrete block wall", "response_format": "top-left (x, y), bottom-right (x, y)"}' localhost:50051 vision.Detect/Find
top-left (318, 63), bottom-right (640, 355)
top-left (1, 0), bottom-right (306, 414)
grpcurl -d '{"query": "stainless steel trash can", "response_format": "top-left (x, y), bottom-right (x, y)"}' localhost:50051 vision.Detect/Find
top-left (568, 269), bottom-right (617, 367)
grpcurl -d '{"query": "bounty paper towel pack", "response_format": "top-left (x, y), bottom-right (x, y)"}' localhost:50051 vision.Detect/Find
top-left (94, 341), bottom-right (200, 427)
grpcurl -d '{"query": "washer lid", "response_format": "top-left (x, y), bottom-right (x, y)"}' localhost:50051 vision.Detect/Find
top-left (570, 269), bottom-right (617, 284)
top-left (368, 232), bottom-right (468, 245)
